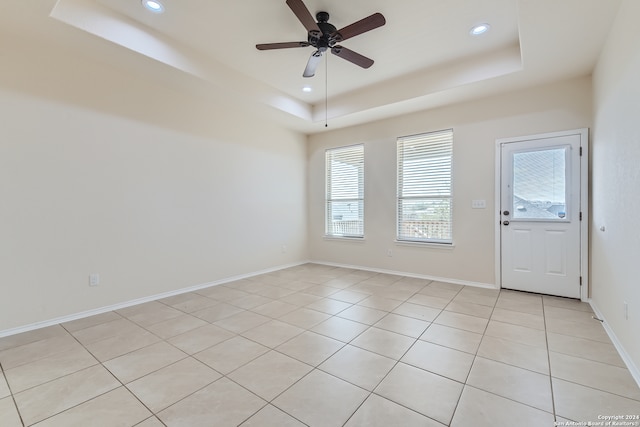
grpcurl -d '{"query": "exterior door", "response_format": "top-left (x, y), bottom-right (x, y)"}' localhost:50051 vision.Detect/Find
top-left (498, 130), bottom-right (587, 299)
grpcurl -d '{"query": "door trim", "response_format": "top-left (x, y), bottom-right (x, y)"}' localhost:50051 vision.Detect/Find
top-left (495, 128), bottom-right (589, 301)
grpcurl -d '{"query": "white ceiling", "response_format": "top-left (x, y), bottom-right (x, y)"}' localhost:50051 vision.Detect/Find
top-left (0, 0), bottom-right (622, 133)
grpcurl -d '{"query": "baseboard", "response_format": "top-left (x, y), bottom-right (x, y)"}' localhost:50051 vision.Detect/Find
top-left (0, 260), bottom-right (308, 339)
top-left (1, 259), bottom-right (495, 339)
top-left (588, 300), bottom-right (640, 389)
top-left (311, 260), bottom-right (497, 289)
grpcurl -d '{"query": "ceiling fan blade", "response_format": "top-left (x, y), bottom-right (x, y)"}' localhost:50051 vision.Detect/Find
top-left (331, 46), bottom-right (374, 69)
top-left (331, 12), bottom-right (386, 42)
top-left (286, 0), bottom-right (322, 37)
top-left (256, 42), bottom-right (310, 50)
top-left (303, 50), bottom-right (323, 78)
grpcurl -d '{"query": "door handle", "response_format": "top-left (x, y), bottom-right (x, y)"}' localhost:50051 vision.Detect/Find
top-left (503, 221), bottom-right (510, 226)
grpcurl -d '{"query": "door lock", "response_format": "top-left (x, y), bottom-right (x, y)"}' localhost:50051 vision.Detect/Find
top-left (503, 221), bottom-right (510, 226)
top-left (503, 210), bottom-right (510, 216)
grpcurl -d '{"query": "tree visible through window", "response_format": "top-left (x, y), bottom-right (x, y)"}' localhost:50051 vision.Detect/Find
top-left (325, 144), bottom-right (364, 238)
top-left (397, 129), bottom-right (453, 243)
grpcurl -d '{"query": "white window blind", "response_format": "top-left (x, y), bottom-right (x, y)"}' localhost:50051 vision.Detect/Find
top-left (397, 129), bottom-right (453, 243)
top-left (326, 144), bottom-right (364, 237)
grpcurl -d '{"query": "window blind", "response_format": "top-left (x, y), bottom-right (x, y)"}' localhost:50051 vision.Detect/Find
top-left (325, 144), bottom-right (364, 237)
top-left (397, 129), bottom-right (453, 243)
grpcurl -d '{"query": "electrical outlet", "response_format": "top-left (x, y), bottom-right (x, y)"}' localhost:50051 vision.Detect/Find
top-left (281, 245), bottom-right (287, 254)
top-left (387, 249), bottom-right (393, 257)
top-left (624, 301), bottom-right (628, 320)
top-left (89, 273), bottom-right (100, 287)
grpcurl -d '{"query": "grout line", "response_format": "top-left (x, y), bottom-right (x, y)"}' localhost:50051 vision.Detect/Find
top-left (1, 362), bottom-right (26, 427)
top-left (336, 280), bottom-right (452, 425)
top-left (460, 383), bottom-right (556, 416)
top-left (542, 298), bottom-right (558, 422)
top-left (447, 286), bottom-right (497, 424)
top-left (339, 393), bottom-right (371, 427)
top-left (64, 312), bottom-right (235, 425)
top-left (4, 265), bottom-right (634, 425)
top-left (5, 351), bottom-right (103, 394)
top-left (268, 278), bottom-right (432, 426)
top-left (548, 376), bottom-right (640, 403)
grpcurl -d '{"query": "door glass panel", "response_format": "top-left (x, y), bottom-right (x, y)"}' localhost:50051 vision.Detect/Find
top-left (512, 147), bottom-right (567, 220)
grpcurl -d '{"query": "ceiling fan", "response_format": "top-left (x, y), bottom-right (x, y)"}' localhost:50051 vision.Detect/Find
top-left (256, 0), bottom-right (386, 78)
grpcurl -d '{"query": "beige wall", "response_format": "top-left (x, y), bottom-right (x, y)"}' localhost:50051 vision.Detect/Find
top-left (592, 0), bottom-right (640, 372)
top-left (0, 39), bottom-right (308, 332)
top-left (308, 77), bottom-right (592, 285)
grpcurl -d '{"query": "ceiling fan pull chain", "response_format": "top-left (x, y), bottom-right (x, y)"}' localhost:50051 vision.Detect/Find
top-left (325, 53), bottom-right (328, 128)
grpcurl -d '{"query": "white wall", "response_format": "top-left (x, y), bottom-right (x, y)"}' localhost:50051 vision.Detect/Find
top-left (0, 39), bottom-right (308, 332)
top-left (308, 77), bottom-right (592, 285)
top-left (592, 0), bottom-right (640, 372)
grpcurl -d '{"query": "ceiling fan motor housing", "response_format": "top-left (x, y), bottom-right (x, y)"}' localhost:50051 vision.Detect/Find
top-left (308, 12), bottom-right (339, 51)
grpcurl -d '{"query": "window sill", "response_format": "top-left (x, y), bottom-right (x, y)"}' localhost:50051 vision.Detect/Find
top-left (323, 235), bottom-right (366, 242)
top-left (394, 240), bottom-right (455, 250)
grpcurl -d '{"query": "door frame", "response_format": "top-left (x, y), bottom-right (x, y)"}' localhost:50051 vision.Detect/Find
top-left (494, 128), bottom-right (589, 301)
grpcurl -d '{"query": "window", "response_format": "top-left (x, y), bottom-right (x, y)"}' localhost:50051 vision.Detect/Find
top-left (512, 147), bottom-right (568, 220)
top-left (325, 144), bottom-right (364, 237)
top-left (397, 129), bottom-right (453, 243)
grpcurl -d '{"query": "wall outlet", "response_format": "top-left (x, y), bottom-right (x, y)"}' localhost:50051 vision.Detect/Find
top-left (624, 301), bottom-right (628, 320)
top-left (472, 200), bottom-right (487, 209)
top-left (89, 273), bottom-right (100, 287)
top-left (281, 245), bottom-right (287, 254)
top-left (387, 249), bottom-right (393, 257)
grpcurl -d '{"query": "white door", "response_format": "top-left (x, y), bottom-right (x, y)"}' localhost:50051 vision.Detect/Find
top-left (498, 130), bottom-right (587, 299)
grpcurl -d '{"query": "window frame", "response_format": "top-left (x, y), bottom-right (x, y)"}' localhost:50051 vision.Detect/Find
top-left (325, 144), bottom-right (365, 239)
top-left (396, 129), bottom-right (453, 244)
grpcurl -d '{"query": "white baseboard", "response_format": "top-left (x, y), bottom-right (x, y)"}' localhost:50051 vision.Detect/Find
top-left (6, 259), bottom-right (635, 394)
top-left (311, 260), bottom-right (497, 289)
top-left (588, 300), bottom-right (640, 389)
top-left (0, 261), bottom-right (308, 339)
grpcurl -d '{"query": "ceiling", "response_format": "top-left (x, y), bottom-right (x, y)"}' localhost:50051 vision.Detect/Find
top-left (0, 0), bottom-right (622, 133)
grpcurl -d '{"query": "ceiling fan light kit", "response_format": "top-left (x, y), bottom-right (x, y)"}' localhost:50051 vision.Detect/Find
top-left (256, 0), bottom-right (386, 78)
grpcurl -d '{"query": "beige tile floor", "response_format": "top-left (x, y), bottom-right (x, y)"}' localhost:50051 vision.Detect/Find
top-left (1, 263), bottom-right (640, 426)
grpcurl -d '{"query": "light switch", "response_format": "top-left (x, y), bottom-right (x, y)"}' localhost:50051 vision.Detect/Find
top-left (472, 200), bottom-right (486, 209)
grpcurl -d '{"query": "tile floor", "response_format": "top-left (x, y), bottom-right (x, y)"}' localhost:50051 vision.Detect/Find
top-left (1, 263), bottom-right (639, 426)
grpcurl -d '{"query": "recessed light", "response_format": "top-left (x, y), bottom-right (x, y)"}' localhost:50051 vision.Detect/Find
top-left (142, 0), bottom-right (164, 13)
top-left (470, 23), bottom-right (490, 36)
top-left (302, 86), bottom-right (313, 93)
